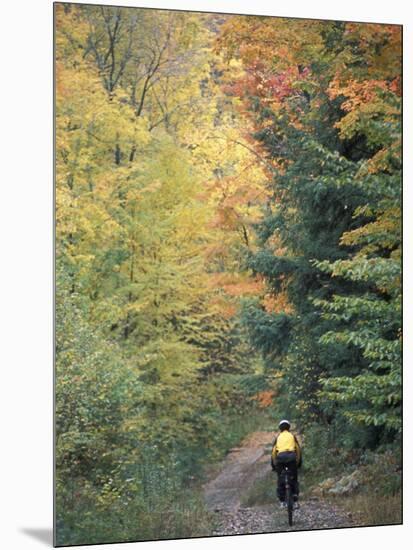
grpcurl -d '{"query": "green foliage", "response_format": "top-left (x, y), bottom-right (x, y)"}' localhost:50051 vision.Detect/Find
top-left (312, 100), bottom-right (401, 436)
top-left (241, 299), bottom-right (293, 357)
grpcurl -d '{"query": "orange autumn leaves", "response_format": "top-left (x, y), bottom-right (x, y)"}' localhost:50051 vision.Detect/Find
top-left (252, 389), bottom-right (277, 408)
top-left (206, 272), bottom-right (293, 319)
top-left (218, 18), bottom-right (400, 131)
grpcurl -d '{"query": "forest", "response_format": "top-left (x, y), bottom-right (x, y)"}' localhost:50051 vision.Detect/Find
top-left (55, 3), bottom-right (401, 545)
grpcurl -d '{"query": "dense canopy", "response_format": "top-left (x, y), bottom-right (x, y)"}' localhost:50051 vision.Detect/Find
top-left (55, 4), bottom-right (401, 545)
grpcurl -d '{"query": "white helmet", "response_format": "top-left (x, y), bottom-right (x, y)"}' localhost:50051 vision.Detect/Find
top-left (279, 419), bottom-right (291, 428)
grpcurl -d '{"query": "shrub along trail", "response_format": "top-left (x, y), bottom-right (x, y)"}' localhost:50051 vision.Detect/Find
top-left (204, 431), bottom-right (354, 535)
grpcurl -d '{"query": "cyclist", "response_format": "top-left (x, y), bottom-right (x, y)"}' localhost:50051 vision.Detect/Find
top-left (271, 419), bottom-right (302, 509)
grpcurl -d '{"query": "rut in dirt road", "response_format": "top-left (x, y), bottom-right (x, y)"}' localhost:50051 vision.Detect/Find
top-left (204, 431), bottom-right (354, 535)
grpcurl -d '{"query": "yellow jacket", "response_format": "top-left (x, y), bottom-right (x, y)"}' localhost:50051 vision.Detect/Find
top-left (271, 431), bottom-right (302, 467)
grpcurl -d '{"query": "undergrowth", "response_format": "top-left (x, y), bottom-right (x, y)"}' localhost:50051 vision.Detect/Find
top-left (302, 428), bottom-right (402, 528)
top-left (56, 405), bottom-right (273, 546)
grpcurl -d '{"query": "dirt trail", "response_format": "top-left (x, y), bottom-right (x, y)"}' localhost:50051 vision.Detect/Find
top-left (204, 431), bottom-right (274, 512)
top-left (204, 431), bottom-right (354, 535)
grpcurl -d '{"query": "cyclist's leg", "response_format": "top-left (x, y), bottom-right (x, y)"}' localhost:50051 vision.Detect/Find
top-left (289, 461), bottom-right (299, 501)
top-left (276, 463), bottom-right (286, 502)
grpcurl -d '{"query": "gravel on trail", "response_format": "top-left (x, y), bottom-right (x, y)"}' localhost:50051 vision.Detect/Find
top-left (203, 431), bottom-right (354, 536)
top-left (210, 499), bottom-right (354, 536)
